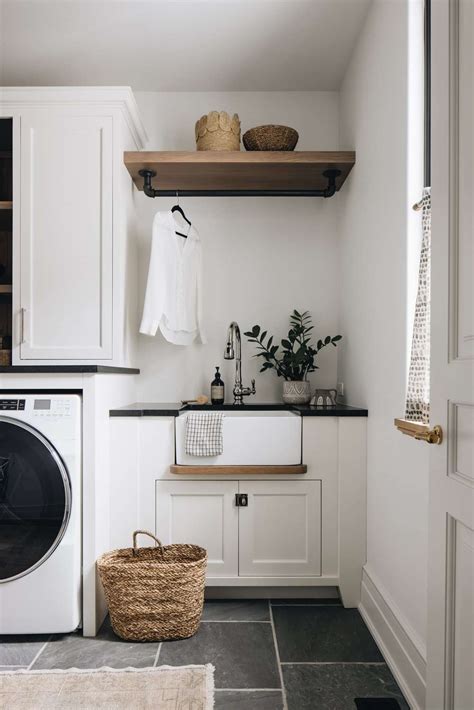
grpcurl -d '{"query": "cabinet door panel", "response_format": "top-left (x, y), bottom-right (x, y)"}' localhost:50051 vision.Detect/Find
top-left (155, 480), bottom-right (238, 578)
top-left (19, 113), bottom-right (112, 359)
top-left (239, 480), bottom-right (321, 577)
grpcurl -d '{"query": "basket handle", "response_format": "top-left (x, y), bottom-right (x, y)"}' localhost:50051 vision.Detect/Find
top-left (132, 530), bottom-right (164, 556)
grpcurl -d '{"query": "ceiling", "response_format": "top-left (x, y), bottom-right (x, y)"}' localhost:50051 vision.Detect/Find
top-left (0, 0), bottom-right (370, 91)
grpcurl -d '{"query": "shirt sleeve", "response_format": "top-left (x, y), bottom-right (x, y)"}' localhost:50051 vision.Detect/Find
top-left (196, 242), bottom-right (207, 344)
top-left (139, 213), bottom-right (166, 336)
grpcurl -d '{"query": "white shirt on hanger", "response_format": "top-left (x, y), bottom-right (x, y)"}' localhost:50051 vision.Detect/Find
top-left (140, 211), bottom-right (206, 345)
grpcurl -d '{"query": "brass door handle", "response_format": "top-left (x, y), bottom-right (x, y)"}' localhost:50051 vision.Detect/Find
top-left (394, 419), bottom-right (443, 445)
top-left (413, 425), bottom-right (443, 444)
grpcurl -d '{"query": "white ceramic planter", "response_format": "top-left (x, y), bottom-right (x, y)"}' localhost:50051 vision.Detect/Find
top-left (282, 380), bottom-right (312, 404)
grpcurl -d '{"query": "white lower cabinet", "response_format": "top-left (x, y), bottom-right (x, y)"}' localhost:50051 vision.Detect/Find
top-left (117, 415), bottom-right (367, 605)
top-left (155, 480), bottom-right (238, 577)
top-left (238, 480), bottom-right (321, 577)
top-left (155, 479), bottom-right (321, 580)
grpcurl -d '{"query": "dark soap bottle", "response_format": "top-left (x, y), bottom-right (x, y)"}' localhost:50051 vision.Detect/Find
top-left (211, 366), bottom-right (225, 405)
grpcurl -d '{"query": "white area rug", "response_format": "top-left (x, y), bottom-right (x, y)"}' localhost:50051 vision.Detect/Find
top-left (0, 664), bottom-right (215, 709)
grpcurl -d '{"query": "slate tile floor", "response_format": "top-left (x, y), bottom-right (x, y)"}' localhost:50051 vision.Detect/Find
top-left (0, 599), bottom-right (409, 709)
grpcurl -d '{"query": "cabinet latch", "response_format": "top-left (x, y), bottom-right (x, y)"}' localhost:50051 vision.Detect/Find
top-left (235, 493), bottom-right (248, 507)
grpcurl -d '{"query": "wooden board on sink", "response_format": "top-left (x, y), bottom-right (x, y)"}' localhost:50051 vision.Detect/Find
top-left (170, 464), bottom-right (307, 475)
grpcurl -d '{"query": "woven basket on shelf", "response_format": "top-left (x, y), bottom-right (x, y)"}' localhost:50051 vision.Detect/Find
top-left (97, 530), bottom-right (207, 642)
top-left (243, 124), bottom-right (299, 151)
top-left (195, 111), bottom-right (241, 151)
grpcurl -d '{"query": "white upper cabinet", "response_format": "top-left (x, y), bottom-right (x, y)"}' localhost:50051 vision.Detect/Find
top-left (19, 113), bottom-right (113, 360)
top-left (0, 87), bottom-right (147, 365)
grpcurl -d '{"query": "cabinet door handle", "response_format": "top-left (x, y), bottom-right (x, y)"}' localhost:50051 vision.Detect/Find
top-left (235, 493), bottom-right (248, 507)
top-left (20, 308), bottom-right (26, 344)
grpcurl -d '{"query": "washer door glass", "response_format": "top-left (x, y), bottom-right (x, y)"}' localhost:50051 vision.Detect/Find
top-left (0, 418), bottom-right (70, 582)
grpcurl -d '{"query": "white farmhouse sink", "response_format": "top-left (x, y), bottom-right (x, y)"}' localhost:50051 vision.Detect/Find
top-left (176, 410), bottom-right (302, 465)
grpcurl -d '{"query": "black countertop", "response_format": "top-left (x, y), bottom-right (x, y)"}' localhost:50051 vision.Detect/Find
top-left (289, 403), bottom-right (368, 416)
top-left (110, 402), bottom-right (368, 417)
top-left (111, 402), bottom-right (185, 417)
top-left (0, 366), bottom-right (140, 374)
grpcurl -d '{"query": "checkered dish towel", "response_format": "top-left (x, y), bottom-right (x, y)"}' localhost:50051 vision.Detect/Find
top-left (185, 412), bottom-right (224, 456)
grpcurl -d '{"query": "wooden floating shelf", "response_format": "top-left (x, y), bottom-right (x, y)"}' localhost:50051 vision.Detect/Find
top-left (0, 202), bottom-right (12, 210)
top-left (0, 284), bottom-right (12, 294)
top-left (124, 151), bottom-right (355, 196)
top-left (170, 464), bottom-right (307, 475)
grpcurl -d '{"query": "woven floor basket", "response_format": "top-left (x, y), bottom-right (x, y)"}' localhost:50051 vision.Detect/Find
top-left (243, 124), bottom-right (299, 151)
top-left (97, 530), bottom-right (207, 642)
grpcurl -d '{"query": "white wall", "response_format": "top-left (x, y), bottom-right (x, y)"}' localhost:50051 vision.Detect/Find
top-left (132, 62), bottom-right (430, 663)
top-left (338, 0), bottom-right (429, 658)
top-left (134, 91), bottom-right (342, 402)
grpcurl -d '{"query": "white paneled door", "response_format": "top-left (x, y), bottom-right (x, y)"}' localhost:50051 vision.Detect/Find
top-left (19, 112), bottom-right (113, 359)
top-left (427, 1), bottom-right (474, 708)
top-left (238, 480), bottom-right (321, 577)
top-left (155, 480), bottom-right (238, 577)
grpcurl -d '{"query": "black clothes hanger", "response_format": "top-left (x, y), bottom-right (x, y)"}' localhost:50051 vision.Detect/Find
top-left (171, 192), bottom-right (191, 239)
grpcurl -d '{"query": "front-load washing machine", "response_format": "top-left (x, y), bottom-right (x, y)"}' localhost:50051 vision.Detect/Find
top-left (0, 394), bottom-right (81, 634)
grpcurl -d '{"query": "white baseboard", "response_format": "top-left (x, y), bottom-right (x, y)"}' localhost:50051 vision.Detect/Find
top-left (359, 568), bottom-right (426, 710)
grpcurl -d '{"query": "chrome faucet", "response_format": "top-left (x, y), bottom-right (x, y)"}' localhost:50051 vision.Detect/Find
top-left (224, 321), bottom-right (256, 404)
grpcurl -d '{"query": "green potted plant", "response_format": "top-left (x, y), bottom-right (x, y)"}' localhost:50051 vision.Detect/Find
top-left (244, 310), bottom-right (342, 404)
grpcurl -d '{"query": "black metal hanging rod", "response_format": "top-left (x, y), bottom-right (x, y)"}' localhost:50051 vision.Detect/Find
top-left (138, 169), bottom-right (342, 198)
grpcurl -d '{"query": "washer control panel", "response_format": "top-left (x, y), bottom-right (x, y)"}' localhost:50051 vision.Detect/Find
top-left (0, 395), bottom-right (81, 449)
top-left (32, 399), bottom-right (73, 419)
top-left (0, 398), bottom-right (73, 418)
top-left (0, 399), bottom-right (26, 411)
